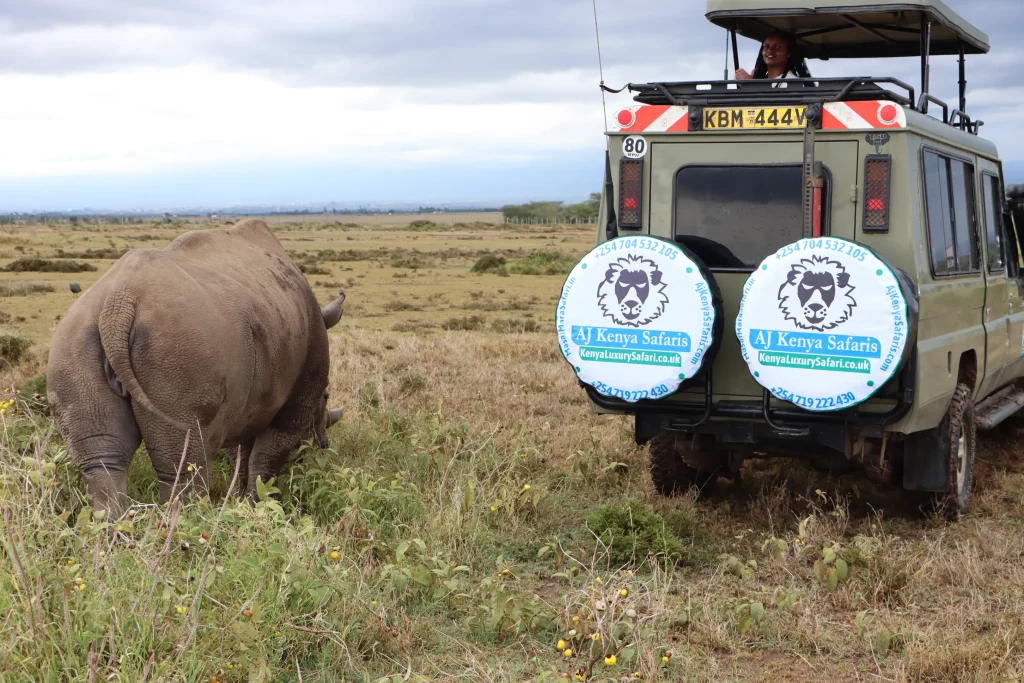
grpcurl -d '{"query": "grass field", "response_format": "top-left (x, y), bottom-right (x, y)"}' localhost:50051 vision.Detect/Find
top-left (1, 215), bottom-right (1023, 682)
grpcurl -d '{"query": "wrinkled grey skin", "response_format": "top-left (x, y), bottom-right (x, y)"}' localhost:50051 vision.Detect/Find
top-left (47, 219), bottom-right (345, 514)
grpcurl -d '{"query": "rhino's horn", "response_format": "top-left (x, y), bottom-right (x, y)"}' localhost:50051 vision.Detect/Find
top-left (327, 407), bottom-right (344, 427)
top-left (322, 290), bottom-right (346, 329)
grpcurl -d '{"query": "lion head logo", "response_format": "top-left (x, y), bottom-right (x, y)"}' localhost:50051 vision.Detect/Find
top-left (777, 255), bottom-right (857, 331)
top-left (597, 254), bottom-right (669, 327)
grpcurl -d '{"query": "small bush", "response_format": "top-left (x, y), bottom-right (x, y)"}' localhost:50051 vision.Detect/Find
top-left (391, 321), bottom-right (437, 333)
top-left (471, 254), bottom-right (508, 275)
top-left (402, 219), bottom-right (442, 231)
top-left (383, 300), bottom-right (424, 312)
top-left (586, 500), bottom-right (699, 568)
top-left (507, 251), bottom-right (576, 275)
top-left (390, 253), bottom-right (434, 270)
top-left (491, 317), bottom-right (542, 334)
top-left (300, 264), bottom-right (331, 275)
top-left (54, 247), bottom-right (126, 259)
top-left (0, 335), bottom-right (32, 365)
top-left (19, 373), bottom-right (46, 398)
top-left (398, 373), bottom-right (427, 393)
top-left (3, 258), bottom-right (97, 273)
top-left (0, 283), bottom-right (55, 297)
top-left (443, 315), bottom-right (486, 331)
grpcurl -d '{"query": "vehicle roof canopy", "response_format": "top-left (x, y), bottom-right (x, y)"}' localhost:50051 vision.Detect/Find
top-left (705, 0), bottom-right (990, 59)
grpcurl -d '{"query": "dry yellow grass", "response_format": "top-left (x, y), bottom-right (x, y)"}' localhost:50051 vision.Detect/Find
top-left (1, 216), bottom-right (1023, 681)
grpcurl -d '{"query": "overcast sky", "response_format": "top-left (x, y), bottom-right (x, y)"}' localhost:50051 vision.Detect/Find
top-left (0, 0), bottom-right (1021, 211)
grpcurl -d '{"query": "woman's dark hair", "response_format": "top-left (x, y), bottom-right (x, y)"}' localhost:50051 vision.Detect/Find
top-left (752, 32), bottom-right (811, 79)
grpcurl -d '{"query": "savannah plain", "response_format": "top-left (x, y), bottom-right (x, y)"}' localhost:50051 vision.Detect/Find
top-left (1, 214), bottom-right (1023, 682)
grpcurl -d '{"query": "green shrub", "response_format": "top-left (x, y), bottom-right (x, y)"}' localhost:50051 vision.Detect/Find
top-left (402, 219), bottom-right (442, 231)
top-left (54, 247), bottom-right (126, 259)
top-left (3, 258), bottom-right (97, 273)
top-left (0, 335), bottom-right (32, 364)
top-left (300, 264), bottom-right (331, 275)
top-left (390, 253), bottom-right (433, 269)
top-left (19, 374), bottom-right (46, 398)
top-left (586, 500), bottom-right (702, 568)
top-left (507, 251), bottom-right (576, 275)
top-left (470, 254), bottom-right (508, 275)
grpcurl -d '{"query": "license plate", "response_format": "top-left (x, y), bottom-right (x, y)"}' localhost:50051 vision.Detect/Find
top-left (702, 106), bottom-right (808, 130)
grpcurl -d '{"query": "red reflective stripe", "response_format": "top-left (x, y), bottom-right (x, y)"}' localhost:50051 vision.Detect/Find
top-left (665, 115), bottom-right (690, 132)
top-left (821, 108), bottom-right (845, 130)
top-left (845, 100), bottom-right (901, 128)
top-left (620, 106), bottom-right (669, 133)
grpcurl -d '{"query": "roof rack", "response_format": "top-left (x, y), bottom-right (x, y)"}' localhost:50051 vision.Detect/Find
top-left (616, 77), bottom-right (983, 135)
top-left (627, 76), bottom-right (914, 108)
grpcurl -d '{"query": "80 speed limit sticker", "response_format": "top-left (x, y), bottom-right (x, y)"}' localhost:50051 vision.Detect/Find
top-left (622, 135), bottom-right (647, 159)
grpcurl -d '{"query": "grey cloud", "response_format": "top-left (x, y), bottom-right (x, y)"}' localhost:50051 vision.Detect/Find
top-left (0, 0), bottom-right (1019, 109)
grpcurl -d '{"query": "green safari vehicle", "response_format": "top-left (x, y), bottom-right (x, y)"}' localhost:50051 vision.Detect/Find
top-left (556, 0), bottom-right (1023, 517)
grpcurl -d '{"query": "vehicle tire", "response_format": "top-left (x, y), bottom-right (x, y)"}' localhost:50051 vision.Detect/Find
top-left (648, 432), bottom-right (719, 496)
top-left (934, 382), bottom-right (975, 518)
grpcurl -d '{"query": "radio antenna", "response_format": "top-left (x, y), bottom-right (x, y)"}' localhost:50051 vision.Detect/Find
top-left (591, 0), bottom-right (609, 133)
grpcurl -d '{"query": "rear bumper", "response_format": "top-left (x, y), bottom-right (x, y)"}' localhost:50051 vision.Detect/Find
top-left (584, 352), bottom-right (915, 449)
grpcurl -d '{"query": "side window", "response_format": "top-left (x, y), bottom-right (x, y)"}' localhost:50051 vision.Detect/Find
top-left (982, 174), bottom-right (1006, 273)
top-left (949, 160), bottom-right (979, 271)
top-left (924, 151), bottom-right (955, 275)
top-left (923, 150), bottom-right (980, 276)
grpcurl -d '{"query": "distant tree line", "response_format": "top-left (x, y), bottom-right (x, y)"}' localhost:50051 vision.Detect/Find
top-left (501, 193), bottom-right (600, 222)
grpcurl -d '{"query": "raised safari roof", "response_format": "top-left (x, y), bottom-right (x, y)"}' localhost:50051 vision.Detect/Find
top-left (705, 0), bottom-right (990, 58)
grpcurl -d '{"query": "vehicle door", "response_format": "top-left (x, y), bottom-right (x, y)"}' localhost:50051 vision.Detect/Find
top-left (917, 148), bottom-right (988, 404)
top-left (989, 168), bottom-right (1024, 383)
top-left (976, 161), bottom-right (1015, 394)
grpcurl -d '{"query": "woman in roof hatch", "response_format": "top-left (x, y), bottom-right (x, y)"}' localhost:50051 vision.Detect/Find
top-left (735, 32), bottom-right (811, 85)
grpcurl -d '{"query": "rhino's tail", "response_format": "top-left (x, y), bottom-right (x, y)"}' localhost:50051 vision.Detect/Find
top-left (98, 291), bottom-right (191, 431)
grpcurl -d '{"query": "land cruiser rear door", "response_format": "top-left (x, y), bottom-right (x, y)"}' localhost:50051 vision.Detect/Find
top-left (648, 138), bottom-right (859, 398)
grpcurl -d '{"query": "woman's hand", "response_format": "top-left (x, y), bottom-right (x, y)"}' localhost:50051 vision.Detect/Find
top-left (734, 68), bottom-right (753, 80)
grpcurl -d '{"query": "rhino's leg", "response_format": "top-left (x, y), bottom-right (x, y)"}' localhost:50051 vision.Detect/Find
top-left (245, 429), bottom-right (302, 498)
top-left (48, 327), bottom-right (142, 516)
top-left (228, 440), bottom-right (253, 497)
top-left (136, 418), bottom-right (225, 504)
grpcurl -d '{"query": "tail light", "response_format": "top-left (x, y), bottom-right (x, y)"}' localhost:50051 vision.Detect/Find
top-left (863, 155), bottom-right (891, 233)
top-left (619, 159), bottom-right (643, 229)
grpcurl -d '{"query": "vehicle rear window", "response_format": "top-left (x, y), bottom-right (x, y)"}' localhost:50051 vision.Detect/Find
top-left (673, 165), bottom-right (815, 270)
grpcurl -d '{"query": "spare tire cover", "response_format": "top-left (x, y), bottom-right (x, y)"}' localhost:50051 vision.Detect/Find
top-left (736, 237), bottom-right (916, 412)
top-left (556, 236), bottom-right (722, 403)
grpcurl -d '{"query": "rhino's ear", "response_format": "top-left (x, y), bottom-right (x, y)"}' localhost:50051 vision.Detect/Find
top-left (322, 290), bottom-right (346, 329)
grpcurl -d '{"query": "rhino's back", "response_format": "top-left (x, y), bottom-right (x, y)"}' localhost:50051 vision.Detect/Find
top-left (96, 221), bottom-right (318, 435)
